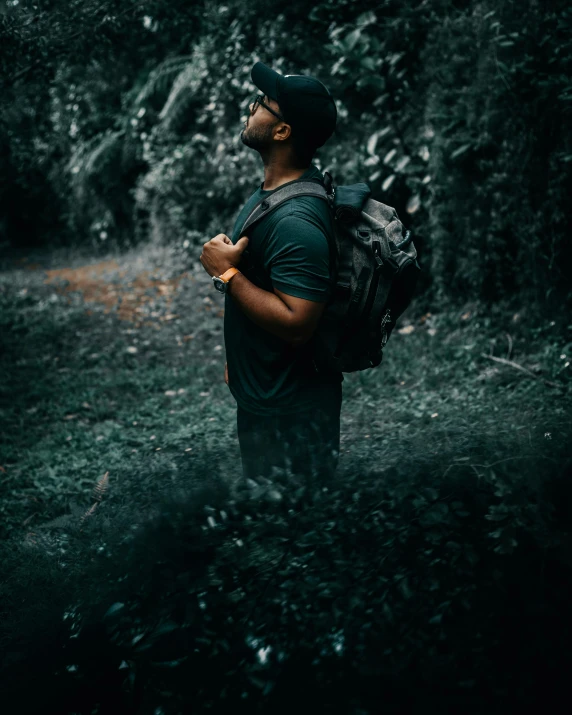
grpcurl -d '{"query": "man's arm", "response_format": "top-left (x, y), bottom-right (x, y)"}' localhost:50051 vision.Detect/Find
top-left (227, 271), bottom-right (326, 346)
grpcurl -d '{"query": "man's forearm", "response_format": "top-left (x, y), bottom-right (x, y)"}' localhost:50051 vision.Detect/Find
top-left (227, 271), bottom-right (300, 344)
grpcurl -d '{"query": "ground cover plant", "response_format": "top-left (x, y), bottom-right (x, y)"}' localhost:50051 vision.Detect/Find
top-left (1, 242), bottom-right (571, 713)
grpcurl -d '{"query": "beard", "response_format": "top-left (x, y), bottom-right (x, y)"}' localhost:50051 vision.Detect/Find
top-left (240, 121), bottom-right (275, 152)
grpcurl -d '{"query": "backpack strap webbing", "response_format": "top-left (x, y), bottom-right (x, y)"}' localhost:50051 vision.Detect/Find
top-left (239, 181), bottom-right (330, 236)
top-left (239, 180), bottom-right (341, 288)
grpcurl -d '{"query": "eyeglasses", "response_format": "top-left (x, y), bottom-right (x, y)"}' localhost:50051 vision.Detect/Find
top-left (250, 94), bottom-right (285, 122)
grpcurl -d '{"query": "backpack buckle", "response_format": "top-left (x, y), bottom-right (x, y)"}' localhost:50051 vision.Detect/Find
top-left (323, 171), bottom-right (335, 199)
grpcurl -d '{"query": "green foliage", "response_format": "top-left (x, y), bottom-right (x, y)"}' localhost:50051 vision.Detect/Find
top-left (1, 420), bottom-right (571, 711)
top-left (1, 0), bottom-right (571, 313)
top-left (1, 244), bottom-right (571, 710)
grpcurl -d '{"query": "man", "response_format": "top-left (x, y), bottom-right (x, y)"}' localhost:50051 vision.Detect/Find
top-left (200, 61), bottom-right (342, 491)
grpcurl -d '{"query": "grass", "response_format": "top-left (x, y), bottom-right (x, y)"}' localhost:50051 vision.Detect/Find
top-left (1, 240), bottom-right (572, 712)
top-left (1, 239), bottom-right (571, 539)
top-left (0, 242), bottom-right (240, 538)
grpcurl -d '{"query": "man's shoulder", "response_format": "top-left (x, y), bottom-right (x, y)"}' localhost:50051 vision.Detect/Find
top-left (274, 190), bottom-right (331, 222)
top-left (267, 201), bottom-right (332, 256)
top-left (280, 194), bottom-right (333, 238)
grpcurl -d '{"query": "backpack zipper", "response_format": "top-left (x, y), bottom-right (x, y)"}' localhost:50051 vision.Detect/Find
top-left (361, 241), bottom-right (384, 318)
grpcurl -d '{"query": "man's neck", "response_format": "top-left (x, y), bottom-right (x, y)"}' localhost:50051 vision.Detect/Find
top-left (261, 159), bottom-right (311, 191)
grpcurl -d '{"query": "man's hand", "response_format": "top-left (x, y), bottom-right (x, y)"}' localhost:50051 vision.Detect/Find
top-left (224, 361), bottom-right (229, 386)
top-left (200, 234), bottom-right (249, 278)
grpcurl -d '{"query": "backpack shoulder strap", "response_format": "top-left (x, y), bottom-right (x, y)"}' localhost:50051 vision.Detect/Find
top-left (239, 181), bottom-right (329, 236)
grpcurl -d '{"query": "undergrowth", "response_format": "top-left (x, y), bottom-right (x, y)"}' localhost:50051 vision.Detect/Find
top-left (1, 242), bottom-right (571, 713)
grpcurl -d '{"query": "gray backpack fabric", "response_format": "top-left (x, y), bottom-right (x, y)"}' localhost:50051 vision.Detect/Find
top-left (239, 170), bottom-right (420, 374)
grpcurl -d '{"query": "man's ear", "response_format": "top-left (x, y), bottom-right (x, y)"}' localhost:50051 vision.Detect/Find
top-left (273, 122), bottom-right (291, 142)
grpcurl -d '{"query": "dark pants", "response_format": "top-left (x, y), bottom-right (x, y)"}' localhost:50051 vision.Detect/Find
top-left (236, 384), bottom-right (342, 487)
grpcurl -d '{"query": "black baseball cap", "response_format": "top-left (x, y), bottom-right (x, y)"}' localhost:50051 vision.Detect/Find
top-left (251, 61), bottom-right (337, 149)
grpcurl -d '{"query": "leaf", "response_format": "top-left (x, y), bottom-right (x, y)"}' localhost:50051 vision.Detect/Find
top-left (356, 11), bottom-right (377, 27)
top-left (92, 471), bottom-right (109, 502)
top-left (79, 502), bottom-right (98, 528)
top-left (383, 148), bottom-right (397, 164)
top-left (135, 55), bottom-right (197, 105)
top-left (399, 577), bottom-right (413, 599)
top-left (356, 75), bottom-right (385, 91)
top-left (330, 56), bottom-right (347, 76)
top-left (360, 57), bottom-right (378, 71)
top-left (343, 28), bottom-right (362, 52)
top-left (382, 601), bottom-right (394, 623)
top-left (151, 657), bottom-right (189, 668)
top-left (495, 535), bottom-right (518, 554)
top-left (382, 174), bottom-right (396, 192)
top-left (406, 194), bottom-right (421, 214)
top-left (248, 675), bottom-right (267, 690)
top-left (38, 513), bottom-right (73, 529)
top-left (104, 602), bottom-right (125, 619)
top-left (450, 144), bottom-right (471, 160)
top-left (485, 511), bottom-right (508, 522)
top-left (366, 132), bottom-right (379, 156)
top-left (151, 621), bottom-right (180, 638)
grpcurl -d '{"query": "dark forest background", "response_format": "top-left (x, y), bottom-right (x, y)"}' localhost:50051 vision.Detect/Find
top-left (2, 0), bottom-right (571, 311)
top-left (1, 1), bottom-right (571, 713)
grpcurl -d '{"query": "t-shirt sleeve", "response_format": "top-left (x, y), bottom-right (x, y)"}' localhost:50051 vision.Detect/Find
top-left (265, 214), bottom-right (332, 302)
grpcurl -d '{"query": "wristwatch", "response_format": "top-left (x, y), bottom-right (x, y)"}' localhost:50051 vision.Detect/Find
top-left (212, 266), bottom-right (240, 293)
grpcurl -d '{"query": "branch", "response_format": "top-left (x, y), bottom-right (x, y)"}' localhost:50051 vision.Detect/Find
top-left (1, 0), bottom-right (144, 89)
top-left (481, 353), bottom-right (562, 389)
top-left (505, 332), bottom-right (513, 360)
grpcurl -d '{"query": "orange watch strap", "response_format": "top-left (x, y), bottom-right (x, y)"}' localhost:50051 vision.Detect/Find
top-left (219, 266), bottom-right (240, 282)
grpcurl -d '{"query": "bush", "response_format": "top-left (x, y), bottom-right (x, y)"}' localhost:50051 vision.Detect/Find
top-left (1, 421), bottom-right (571, 713)
top-left (2, 0), bottom-right (571, 314)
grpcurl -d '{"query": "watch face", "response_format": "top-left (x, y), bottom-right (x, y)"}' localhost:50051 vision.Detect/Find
top-left (213, 277), bottom-right (226, 293)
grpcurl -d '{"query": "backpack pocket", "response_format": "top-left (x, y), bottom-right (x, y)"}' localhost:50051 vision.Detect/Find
top-left (333, 267), bottom-right (370, 358)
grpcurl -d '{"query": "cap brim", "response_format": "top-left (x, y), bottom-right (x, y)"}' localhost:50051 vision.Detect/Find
top-left (251, 62), bottom-right (280, 101)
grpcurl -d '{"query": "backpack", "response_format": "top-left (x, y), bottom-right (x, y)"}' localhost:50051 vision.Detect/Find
top-left (239, 170), bottom-right (421, 374)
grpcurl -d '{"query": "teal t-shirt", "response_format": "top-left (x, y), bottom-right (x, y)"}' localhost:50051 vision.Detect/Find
top-left (224, 164), bottom-right (343, 417)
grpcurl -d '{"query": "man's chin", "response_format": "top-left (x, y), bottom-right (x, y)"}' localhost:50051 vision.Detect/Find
top-left (240, 130), bottom-right (253, 148)
top-left (240, 128), bottom-right (268, 152)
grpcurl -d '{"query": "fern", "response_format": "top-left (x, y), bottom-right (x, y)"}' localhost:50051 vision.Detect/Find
top-left (135, 55), bottom-right (197, 106)
top-left (158, 49), bottom-right (208, 133)
top-left (82, 130), bottom-right (124, 179)
top-left (59, 45), bottom-right (212, 243)
top-left (66, 129), bottom-right (124, 211)
top-left (78, 471), bottom-right (111, 530)
top-left (37, 513), bottom-right (75, 530)
top-left (79, 502), bottom-right (98, 531)
top-left (92, 471), bottom-right (110, 503)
